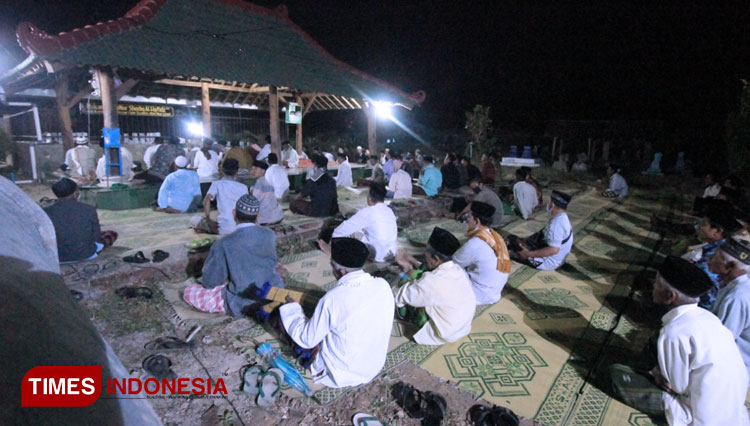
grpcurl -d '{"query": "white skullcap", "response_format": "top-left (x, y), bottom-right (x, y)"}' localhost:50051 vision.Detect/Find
top-left (174, 156), bottom-right (188, 168)
top-left (74, 136), bottom-right (88, 145)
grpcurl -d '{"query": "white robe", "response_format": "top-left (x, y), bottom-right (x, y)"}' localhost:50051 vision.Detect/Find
top-left (281, 147), bottom-right (299, 168)
top-left (513, 181), bottom-right (538, 219)
top-left (387, 169), bottom-right (413, 199)
top-left (658, 304), bottom-right (749, 426)
top-left (280, 270), bottom-right (394, 388)
top-left (394, 261), bottom-right (475, 345)
top-left (335, 160), bottom-right (353, 187)
top-left (265, 164), bottom-right (290, 199)
top-left (332, 202), bottom-right (398, 262)
top-left (256, 144), bottom-right (272, 161)
top-left (712, 273), bottom-right (750, 377)
top-left (95, 147), bottom-right (135, 182)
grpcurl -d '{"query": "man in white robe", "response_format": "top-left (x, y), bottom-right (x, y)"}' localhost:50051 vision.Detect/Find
top-left (280, 238), bottom-right (394, 388)
top-left (512, 168), bottom-right (538, 219)
top-left (395, 227), bottom-right (475, 346)
top-left (64, 136), bottom-right (97, 181)
top-left (387, 163), bottom-right (413, 199)
top-left (709, 237), bottom-right (750, 377)
top-left (609, 256), bottom-right (749, 426)
top-left (329, 182), bottom-right (397, 262)
top-left (264, 153), bottom-right (290, 200)
top-left (334, 153), bottom-right (353, 187)
top-left (280, 140), bottom-right (299, 169)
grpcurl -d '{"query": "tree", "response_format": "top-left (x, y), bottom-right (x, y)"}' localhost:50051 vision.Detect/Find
top-left (465, 105), bottom-right (493, 157)
top-left (725, 80), bottom-right (750, 178)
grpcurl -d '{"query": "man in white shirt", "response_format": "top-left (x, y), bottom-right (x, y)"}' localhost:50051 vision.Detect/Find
top-left (190, 158), bottom-right (248, 235)
top-left (512, 168), bottom-right (538, 220)
top-left (602, 164), bottom-right (629, 202)
top-left (509, 190), bottom-right (573, 271)
top-left (280, 238), bottom-right (395, 388)
top-left (708, 237), bottom-right (750, 377)
top-left (609, 256), bottom-right (749, 426)
top-left (143, 137), bottom-right (164, 169)
top-left (280, 140), bottom-right (299, 169)
top-left (64, 136), bottom-right (97, 181)
top-left (395, 227), bottom-right (475, 345)
top-left (387, 162), bottom-right (413, 199)
top-left (264, 153), bottom-right (290, 200)
top-left (334, 153), bottom-right (353, 187)
top-left (454, 202), bottom-right (510, 305)
top-left (249, 160), bottom-right (284, 225)
top-left (95, 146), bottom-right (135, 185)
top-left (329, 182), bottom-right (397, 262)
top-left (252, 136), bottom-right (272, 162)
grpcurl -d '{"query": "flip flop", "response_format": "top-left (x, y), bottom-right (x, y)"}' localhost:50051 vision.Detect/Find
top-left (421, 391), bottom-right (447, 426)
top-left (115, 286), bottom-right (153, 300)
top-left (391, 382), bottom-right (425, 420)
top-left (352, 413), bottom-right (388, 426)
top-left (151, 250), bottom-right (170, 263)
top-left (240, 364), bottom-right (264, 396)
top-left (142, 354), bottom-right (175, 380)
top-left (468, 405), bottom-right (519, 426)
top-left (256, 368), bottom-right (283, 407)
top-left (144, 336), bottom-right (193, 351)
top-left (123, 251), bottom-right (150, 264)
top-left (491, 406), bottom-right (519, 426)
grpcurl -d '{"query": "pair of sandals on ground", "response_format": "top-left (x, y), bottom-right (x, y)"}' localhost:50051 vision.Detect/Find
top-left (241, 364), bottom-right (285, 406)
top-left (123, 249), bottom-right (170, 264)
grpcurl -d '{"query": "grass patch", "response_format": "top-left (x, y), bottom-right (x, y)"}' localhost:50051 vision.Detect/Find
top-left (86, 288), bottom-right (168, 337)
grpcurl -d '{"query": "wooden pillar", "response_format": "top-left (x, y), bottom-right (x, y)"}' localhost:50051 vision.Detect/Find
top-left (558, 139), bottom-right (564, 161)
top-left (95, 68), bottom-right (118, 128)
top-left (551, 137), bottom-right (557, 164)
top-left (295, 94), bottom-right (303, 155)
top-left (602, 140), bottom-right (611, 162)
top-left (365, 101), bottom-right (376, 155)
top-left (55, 74), bottom-right (74, 150)
top-left (269, 85), bottom-right (281, 159)
top-left (587, 138), bottom-right (592, 162)
top-left (201, 83), bottom-right (211, 138)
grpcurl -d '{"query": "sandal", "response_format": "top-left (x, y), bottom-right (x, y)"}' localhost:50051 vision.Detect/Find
top-left (256, 368), bottom-right (284, 407)
top-left (152, 250), bottom-right (170, 263)
top-left (142, 354), bottom-right (175, 380)
top-left (144, 336), bottom-right (193, 351)
top-left (421, 391), bottom-right (447, 426)
top-left (123, 251), bottom-right (150, 264)
top-left (115, 286), bottom-right (153, 300)
top-left (240, 364), bottom-right (264, 396)
top-left (491, 406), bottom-right (519, 426)
top-left (352, 413), bottom-right (388, 426)
top-left (391, 382), bottom-right (425, 420)
top-left (468, 405), bottom-right (519, 426)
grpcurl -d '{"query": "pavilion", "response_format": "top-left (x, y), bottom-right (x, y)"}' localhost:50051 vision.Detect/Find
top-left (0, 0), bottom-right (425, 160)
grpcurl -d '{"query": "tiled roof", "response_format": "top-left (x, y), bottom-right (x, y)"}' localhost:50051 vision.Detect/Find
top-left (15, 0), bottom-right (425, 107)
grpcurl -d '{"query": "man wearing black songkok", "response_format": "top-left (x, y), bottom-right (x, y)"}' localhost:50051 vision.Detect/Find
top-left (279, 238), bottom-right (394, 388)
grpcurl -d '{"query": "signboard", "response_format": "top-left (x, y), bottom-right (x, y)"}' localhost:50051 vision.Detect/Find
top-left (285, 102), bottom-right (302, 124)
top-left (81, 103), bottom-right (175, 117)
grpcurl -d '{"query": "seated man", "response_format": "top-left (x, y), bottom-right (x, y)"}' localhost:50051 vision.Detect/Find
top-left (395, 227), bottom-right (475, 345)
top-left (609, 256), bottom-right (749, 425)
top-left (334, 152), bottom-right (353, 187)
top-left (329, 182), bottom-right (397, 262)
top-left (264, 153), bottom-right (290, 200)
top-left (708, 237), bottom-right (750, 376)
top-left (461, 177), bottom-right (504, 227)
top-left (156, 156), bottom-right (202, 213)
top-left (507, 190), bottom-right (573, 270)
top-left (454, 202), bottom-right (510, 305)
top-left (387, 162), bottom-right (413, 199)
top-left (280, 238), bottom-right (395, 388)
top-left (290, 154), bottom-right (339, 217)
top-left (64, 136), bottom-right (97, 182)
top-left (95, 139), bottom-right (134, 185)
top-left (512, 168), bottom-right (538, 220)
top-left (684, 206), bottom-right (742, 310)
top-left (356, 155), bottom-right (385, 187)
top-left (190, 158), bottom-right (248, 235)
top-left (249, 160), bottom-right (284, 225)
top-left (417, 155), bottom-right (442, 197)
top-left (251, 135), bottom-right (272, 162)
top-left (602, 164), bottom-right (628, 202)
top-left (693, 171), bottom-right (722, 215)
top-left (441, 153), bottom-right (461, 191)
top-left (44, 178), bottom-right (118, 262)
top-left (222, 140), bottom-right (252, 170)
top-left (184, 194), bottom-right (284, 316)
top-left (461, 156), bottom-right (482, 183)
top-left (280, 140), bottom-right (300, 168)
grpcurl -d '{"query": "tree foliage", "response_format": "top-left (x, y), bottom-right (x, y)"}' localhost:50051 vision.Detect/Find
top-left (725, 81), bottom-right (750, 177)
top-left (465, 105), bottom-right (494, 156)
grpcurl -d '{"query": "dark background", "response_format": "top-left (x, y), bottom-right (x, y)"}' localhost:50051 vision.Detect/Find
top-left (1, 0), bottom-right (749, 157)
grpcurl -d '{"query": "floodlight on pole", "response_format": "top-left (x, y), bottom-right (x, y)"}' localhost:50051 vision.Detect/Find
top-left (186, 121), bottom-right (204, 137)
top-left (372, 101), bottom-right (393, 120)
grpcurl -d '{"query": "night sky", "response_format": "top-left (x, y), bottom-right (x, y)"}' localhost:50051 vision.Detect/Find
top-left (1, 0), bottom-right (748, 143)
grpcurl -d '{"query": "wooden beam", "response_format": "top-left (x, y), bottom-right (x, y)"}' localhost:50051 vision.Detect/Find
top-left (63, 85), bottom-right (94, 109)
top-left (156, 79), bottom-right (269, 94)
top-left (201, 83), bottom-right (211, 138)
top-left (295, 94), bottom-right (304, 155)
top-left (115, 78), bottom-right (138, 100)
top-left (95, 68), bottom-right (118, 128)
top-left (55, 73), bottom-right (75, 150)
top-left (269, 85), bottom-right (281, 160)
top-left (365, 101), bottom-right (376, 155)
top-left (302, 93), bottom-right (319, 116)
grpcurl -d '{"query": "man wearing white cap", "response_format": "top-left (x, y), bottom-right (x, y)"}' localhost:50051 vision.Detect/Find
top-left (156, 155), bottom-right (201, 213)
top-left (64, 136), bottom-right (97, 181)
